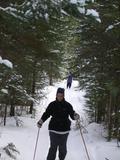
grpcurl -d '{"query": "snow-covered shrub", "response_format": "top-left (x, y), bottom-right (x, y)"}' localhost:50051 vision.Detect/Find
top-left (74, 120), bottom-right (88, 133)
top-left (14, 116), bottom-right (23, 127)
top-left (0, 143), bottom-right (20, 160)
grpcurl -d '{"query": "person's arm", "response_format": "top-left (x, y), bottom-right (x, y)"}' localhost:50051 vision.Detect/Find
top-left (37, 103), bottom-right (52, 128)
top-left (41, 103), bottom-right (52, 122)
top-left (68, 103), bottom-right (80, 120)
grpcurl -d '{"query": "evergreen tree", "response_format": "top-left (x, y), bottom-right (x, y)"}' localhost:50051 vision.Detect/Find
top-left (69, 0), bottom-right (120, 140)
top-left (0, 0), bottom-right (81, 119)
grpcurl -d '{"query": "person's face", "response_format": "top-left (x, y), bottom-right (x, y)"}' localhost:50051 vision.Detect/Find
top-left (56, 93), bottom-right (64, 102)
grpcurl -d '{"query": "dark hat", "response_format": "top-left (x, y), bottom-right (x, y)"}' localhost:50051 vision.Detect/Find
top-left (56, 88), bottom-right (65, 94)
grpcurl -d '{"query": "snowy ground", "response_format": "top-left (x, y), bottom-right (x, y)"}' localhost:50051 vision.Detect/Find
top-left (0, 80), bottom-right (120, 160)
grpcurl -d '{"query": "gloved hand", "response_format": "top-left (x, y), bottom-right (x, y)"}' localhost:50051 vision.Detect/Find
top-left (37, 119), bottom-right (43, 128)
top-left (74, 113), bottom-right (80, 120)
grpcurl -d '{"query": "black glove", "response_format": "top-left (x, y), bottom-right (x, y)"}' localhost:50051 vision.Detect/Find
top-left (37, 119), bottom-right (43, 128)
top-left (74, 113), bottom-right (80, 120)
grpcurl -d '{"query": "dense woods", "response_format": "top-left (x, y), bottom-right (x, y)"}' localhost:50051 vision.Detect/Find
top-left (0, 0), bottom-right (120, 141)
top-left (70, 0), bottom-right (120, 141)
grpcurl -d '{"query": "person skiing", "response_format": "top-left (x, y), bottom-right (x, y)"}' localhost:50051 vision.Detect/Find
top-left (67, 73), bottom-right (73, 89)
top-left (37, 87), bottom-right (79, 160)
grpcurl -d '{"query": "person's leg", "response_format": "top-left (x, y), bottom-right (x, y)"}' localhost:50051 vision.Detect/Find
top-left (67, 83), bottom-right (69, 88)
top-left (67, 83), bottom-right (70, 89)
top-left (47, 132), bottom-right (58, 160)
top-left (69, 83), bottom-right (71, 88)
top-left (58, 133), bottom-right (69, 160)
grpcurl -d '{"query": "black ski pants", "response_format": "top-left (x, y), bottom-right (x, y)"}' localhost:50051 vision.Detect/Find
top-left (47, 132), bottom-right (69, 160)
top-left (67, 82), bottom-right (71, 89)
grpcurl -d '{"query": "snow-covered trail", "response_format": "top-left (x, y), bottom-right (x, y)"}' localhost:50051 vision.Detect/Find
top-left (1, 80), bottom-right (120, 160)
top-left (0, 80), bottom-right (91, 160)
top-left (34, 80), bottom-right (93, 160)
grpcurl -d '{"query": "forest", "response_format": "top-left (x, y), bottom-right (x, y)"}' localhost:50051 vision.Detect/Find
top-left (0, 0), bottom-right (120, 141)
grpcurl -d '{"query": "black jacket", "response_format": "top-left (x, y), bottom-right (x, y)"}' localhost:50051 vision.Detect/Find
top-left (41, 99), bottom-right (75, 132)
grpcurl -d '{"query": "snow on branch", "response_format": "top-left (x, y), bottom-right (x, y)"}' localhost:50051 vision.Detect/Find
top-left (61, 9), bottom-right (69, 16)
top-left (86, 9), bottom-right (101, 23)
top-left (9, 84), bottom-right (39, 104)
top-left (50, 50), bottom-right (60, 53)
top-left (0, 56), bottom-right (13, 69)
top-left (70, 0), bottom-right (85, 4)
top-left (1, 89), bottom-right (8, 94)
top-left (70, 0), bottom-right (94, 5)
top-left (0, 6), bottom-right (26, 22)
top-left (105, 22), bottom-right (120, 32)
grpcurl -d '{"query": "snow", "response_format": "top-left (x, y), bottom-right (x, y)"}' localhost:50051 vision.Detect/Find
top-left (0, 143), bottom-right (20, 160)
top-left (45, 13), bottom-right (49, 22)
top-left (70, 0), bottom-right (85, 5)
top-left (1, 89), bottom-right (8, 94)
top-left (70, 0), bottom-right (94, 5)
top-left (105, 22), bottom-right (120, 32)
top-left (0, 6), bottom-right (27, 21)
top-left (0, 6), bottom-right (17, 12)
top-left (78, 7), bottom-right (85, 14)
top-left (50, 50), bottom-right (60, 53)
top-left (61, 9), bottom-right (69, 16)
top-left (0, 56), bottom-right (13, 69)
top-left (86, 9), bottom-right (101, 23)
top-left (25, 10), bottom-right (33, 16)
top-left (0, 80), bottom-right (120, 160)
top-left (106, 25), bottom-right (114, 31)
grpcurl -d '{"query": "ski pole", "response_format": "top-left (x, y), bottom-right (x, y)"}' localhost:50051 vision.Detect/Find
top-left (33, 127), bottom-right (40, 160)
top-left (77, 118), bottom-right (91, 160)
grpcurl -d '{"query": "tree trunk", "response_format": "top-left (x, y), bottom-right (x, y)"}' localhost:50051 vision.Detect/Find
top-left (49, 61), bottom-right (53, 86)
top-left (4, 104), bottom-right (7, 126)
top-left (9, 88), bottom-right (15, 117)
top-left (49, 76), bottom-right (53, 86)
top-left (107, 94), bottom-right (112, 141)
top-left (10, 97), bottom-right (15, 116)
top-left (29, 58), bottom-right (37, 114)
top-left (94, 104), bottom-right (97, 122)
top-left (96, 101), bottom-right (102, 123)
